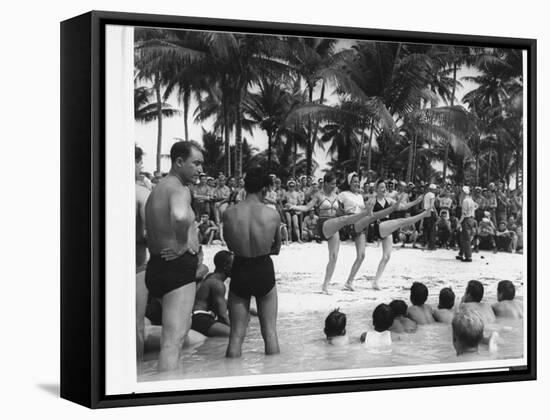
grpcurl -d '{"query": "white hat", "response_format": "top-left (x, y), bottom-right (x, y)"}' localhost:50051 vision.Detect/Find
top-left (429, 183), bottom-right (436, 190)
top-left (462, 186), bottom-right (470, 194)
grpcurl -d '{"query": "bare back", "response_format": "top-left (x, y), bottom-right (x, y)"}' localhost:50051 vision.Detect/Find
top-left (145, 175), bottom-right (199, 255)
top-left (407, 304), bottom-right (435, 324)
top-left (492, 300), bottom-right (523, 319)
top-left (223, 199), bottom-right (280, 257)
top-left (460, 302), bottom-right (497, 324)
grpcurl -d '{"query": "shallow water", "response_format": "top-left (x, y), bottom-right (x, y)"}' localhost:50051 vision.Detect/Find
top-left (138, 307), bottom-right (523, 382)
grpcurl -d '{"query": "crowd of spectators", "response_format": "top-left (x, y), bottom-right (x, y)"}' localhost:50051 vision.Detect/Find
top-left (136, 169), bottom-right (523, 254)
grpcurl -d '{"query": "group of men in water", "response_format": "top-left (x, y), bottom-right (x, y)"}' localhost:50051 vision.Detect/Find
top-left (324, 279), bottom-right (522, 357)
top-left (135, 140), bottom-right (523, 373)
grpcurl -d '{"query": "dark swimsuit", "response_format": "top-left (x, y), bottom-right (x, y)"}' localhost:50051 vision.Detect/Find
top-left (145, 252), bottom-right (199, 299)
top-left (229, 255), bottom-right (276, 299)
top-left (191, 310), bottom-right (217, 335)
top-left (371, 198), bottom-right (391, 240)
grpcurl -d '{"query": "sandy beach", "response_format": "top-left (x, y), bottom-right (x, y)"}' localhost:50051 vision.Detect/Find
top-left (201, 241), bottom-right (525, 314)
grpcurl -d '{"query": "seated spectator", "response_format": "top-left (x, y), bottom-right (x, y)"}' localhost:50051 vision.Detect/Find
top-left (406, 282), bottom-right (434, 324)
top-left (448, 213), bottom-right (460, 249)
top-left (360, 304), bottom-right (394, 348)
top-left (324, 309), bottom-right (349, 346)
top-left (398, 213), bottom-right (419, 248)
top-left (492, 280), bottom-right (523, 319)
top-left (495, 221), bottom-right (516, 252)
top-left (197, 213), bottom-right (218, 245)
top-left (301, 209), bottom-right (320, 242)
top-left (476, 213), bottom-right (497, 252)
top-left (191, 250), bottom-right (233, 337)
top-left (460, 280), bottom-right (496, 324)
top-left (433, 287), bottom-right (456, 323)
top-left (389, 300), bottom-right (417, 333)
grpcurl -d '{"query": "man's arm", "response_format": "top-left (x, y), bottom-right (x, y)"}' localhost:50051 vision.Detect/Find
top-left (289, 195), bottom-right (318, 213)
top-left (270, 214), bottom-right (282, 255)
top-left (136, 186), bottom-right (150, 238)
top-left (211, 281), bottom-right (230, 325)
top-left (169, 188), bottom-right (194, 249)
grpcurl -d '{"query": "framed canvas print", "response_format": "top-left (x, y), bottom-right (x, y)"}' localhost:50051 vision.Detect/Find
top-left (60, 10), bottom-right (536, 408)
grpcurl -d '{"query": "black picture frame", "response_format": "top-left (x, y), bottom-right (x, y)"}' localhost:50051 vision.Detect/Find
top-left (60, 10), bottom-right (537, 409)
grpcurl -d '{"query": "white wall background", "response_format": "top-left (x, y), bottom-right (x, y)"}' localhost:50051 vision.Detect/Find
top-left (0, 0), bottom-right (547, 417)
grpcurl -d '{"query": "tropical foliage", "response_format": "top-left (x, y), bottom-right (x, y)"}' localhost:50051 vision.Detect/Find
top-left (134, 29), bottom-right (523, 187)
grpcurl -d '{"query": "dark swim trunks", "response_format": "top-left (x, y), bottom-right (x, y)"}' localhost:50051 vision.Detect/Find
top-left (317, 217), bottom-right (332, 241)
top-left (145, 252), bottom-right (199, 299)
top-left (229, 255), bottom-right (276, 299)
top-left (191, 310), bottom-right (217, 335)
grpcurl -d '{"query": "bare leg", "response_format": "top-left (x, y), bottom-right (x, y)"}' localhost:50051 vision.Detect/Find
top-left (219, 222), bottom-right (226, 246)
top-left (158, 282), bottom-right (196, 372)
top-left (136, 271), bottom-right (148, 364)
top-left (226, 292), bottom-right (251, 358)
top-left (322, 234), bottom-right (340, 294)
top-left (322, 198), bottom-right (402, 239)
top-left (344, 233), bottom-right (366, 290)
top-left (207, 321), bottom-right (231, 337)
top-left (372, 236), bottom-right (393, 290)
top-left (284, 212), bottom-right (292, 240)
top-left (256, 286), bottom-right (280, 355)
top-left (378, 210), bottom-right (430, 239)
top-left (292, 214), bottom-right (302, 243)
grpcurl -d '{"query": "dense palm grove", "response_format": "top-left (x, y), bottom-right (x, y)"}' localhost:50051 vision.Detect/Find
top-left (134, 28), bottom-right (523, 188)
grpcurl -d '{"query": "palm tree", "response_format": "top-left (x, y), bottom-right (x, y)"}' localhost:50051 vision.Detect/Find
top-left (134, 85), bottom-right (180, 123)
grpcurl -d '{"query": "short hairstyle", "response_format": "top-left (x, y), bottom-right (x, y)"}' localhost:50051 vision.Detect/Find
top-left (170, 140), bottom-right (202, 163)
top-left (323, 172), bottom-right (335, 184)
top-left (410, 282), bottom-right (429, 306)
top-left (438, 287), bottom-right (456, 310)
top-left (213, 250), bottom-right (233, 273)
top-left (372, 304), bottom-right (395, 332)
top-left (389, 300), bottom-right (408, 317)
top-left (135, 145), bottom-right (143, 162)
top-left (324, 308), bottom-right (347, 337)
top-left (452, 308), bottom-right (484, 348)
top-left (497, 280), bottom-right (516, 301)
top-left (375, 179), bottom-right (386, 188)
top-left (465, 280), bottom-right (484, 302)
top-left (244, 167), bottom-right (273, 193)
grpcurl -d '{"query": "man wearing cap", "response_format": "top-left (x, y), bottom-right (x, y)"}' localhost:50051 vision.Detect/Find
top-left (472, 186), bottom-right (486, 223)
top-left (457, 186), bottom-right (477, 262)
top-left (423, 184), bottom-right (438, 250)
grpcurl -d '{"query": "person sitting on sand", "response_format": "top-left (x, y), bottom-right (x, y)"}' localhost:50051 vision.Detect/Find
top-left (492, 280), bottom-right (523, 319)
top-left (301, 209), bottom-right (320, 243)
top-left (433, 287), bottom-right (456, 323)
top-left (360, 304), bottom-right (394, 348)
top-left (406, 282), bottom-right (434, 324)
top-left (191, 250), bottom-right (233, 337)
top-left (324, 308), bottom-right (349, 346)
top-left (452, 307), bottom-right (498, 357)
top-left (389, 300), bottom-right (417, 333)
top-left (197, 213), bottom-right (218, 245)
top-left (460, 280), bottom-right (496, 325)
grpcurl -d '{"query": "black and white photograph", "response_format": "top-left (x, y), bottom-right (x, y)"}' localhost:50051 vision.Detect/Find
top-left (98, 17), bottom-right (531, 397)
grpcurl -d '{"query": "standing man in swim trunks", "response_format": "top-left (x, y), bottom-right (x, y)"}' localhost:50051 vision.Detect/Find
top-left (223, 168), bottom-right (282, 358)
top-left (135, 146), bottom-right (150, 363)
top-left (145, 141), bottom-right (203, 372)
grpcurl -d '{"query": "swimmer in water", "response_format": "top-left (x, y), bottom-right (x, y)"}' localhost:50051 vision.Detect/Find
top-left (492, 280), bottom-right (523, 319)
top-left (433, 287), bottom-right (456, 324)
top-left (460, 280), bottom-right (496, 325)
top-left (452, 307), bottom-right (498, 357)
top-left (360, 304), bottom-right (394, 348)
top-left (406, 282), bottom-right (435, 324)
top-left (389, 300), bottom-right (417, 333)
top-left (324, 308), bottom-right (349, 346)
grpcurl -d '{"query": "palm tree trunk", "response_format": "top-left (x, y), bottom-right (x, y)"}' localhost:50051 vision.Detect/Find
top-left (442, 63), bottom-right (458, 181)
top-left (183, 86), bottom-right (190, 142)
top-left (154, 75), bottom-right (163, 173)
top-left (356, 126), bottom-right (366, 175)
top-left (406, 134), bottom-right (415, 182)
top-left (267, 131), bottom-right (273, 172)
top-left (366, 120), bottom-right (375, 176)
top-left (223, 101), bottom-right (231, 175)
top-left (235, 99), bottom-right (243, 178)
top-left (411, 135), bottom-right (418, 182)
top-left (292, 134), bottom-right (297, 179)
top-left (306, 85), bottom-right (314, 177)
top-left (487, 147), bottom-right (492, 182)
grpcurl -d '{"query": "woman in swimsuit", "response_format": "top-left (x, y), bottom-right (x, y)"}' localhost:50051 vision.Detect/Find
top-left (369, 180), bottom-right (430, 290)
top-left (288, 172), bottom-right (400, 294)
